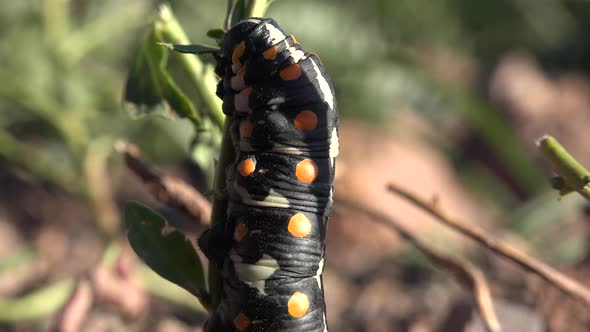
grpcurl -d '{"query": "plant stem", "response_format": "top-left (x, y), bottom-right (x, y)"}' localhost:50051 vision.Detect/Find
top-left (207, 120), bottom-right (235, 308)
top-left (537, 135), bottom-right (590, 201)
top-left (155, 5), bottom-right (225, 130)
top-left (245, 0), bottom-right (270, 17)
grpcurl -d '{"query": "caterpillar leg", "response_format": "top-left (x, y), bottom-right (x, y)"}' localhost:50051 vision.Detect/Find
top-left (198, 223), bottom-right (233, 268)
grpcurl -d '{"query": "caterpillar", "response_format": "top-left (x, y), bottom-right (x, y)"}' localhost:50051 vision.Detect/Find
top-left (198, 18), bottom-right (339, 332)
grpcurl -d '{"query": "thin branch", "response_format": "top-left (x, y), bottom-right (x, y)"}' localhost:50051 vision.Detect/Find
top-left (336, 197), bottom-right (501, 332)
top-left (115, 141), bottom-right (211, 227)
top-left (386, 183), bottom-right (590, 307)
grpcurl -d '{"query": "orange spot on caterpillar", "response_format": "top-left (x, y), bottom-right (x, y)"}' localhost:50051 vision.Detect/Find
top-left (234, 223), bottom-right (248, 242)
top-left (239, 120), bottom-right (254, 139)
top-left (232, 41), bottom-right (246, 65)
top-left (294, 111), bottom-right (318, 131)
top-left (295, 158), bottom-right (318, 183)
top-left (279, 63), bottom-right (302, 81)
top-left (263, 45), bottom-right (278, 60)
top-left (288, 292), bottom-right (309, 318)
top-left (233, 312), bottom-right (250, 331)
top-left (291, 34), bottom-right (299, 44)
top-left (288, 213), bottom-right (312, 238)
top-left (238, 157), bottom-right (256, 177)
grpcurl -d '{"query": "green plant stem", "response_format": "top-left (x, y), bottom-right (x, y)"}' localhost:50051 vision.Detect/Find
top-left (155, 5), bottom-right (224, 129)
top-left (537, 135), bottom-right (590, 201)
top-left (245, 0), bottom-right (270, 17)
top-left (208, 120), bottom-right (235, 308)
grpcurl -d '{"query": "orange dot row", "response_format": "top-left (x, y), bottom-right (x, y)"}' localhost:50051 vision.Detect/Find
top-left (232, 35), bottom-right (299, 66)
top-left (233, 34), bottom-right (299, 63)
top-left (237, 157), bottom-right (318, 183)
top-left (233, 213), bottom-right (311, 242)
top-left (239, 110), bottom-right (318, 140)
top-left (231, 35), bottom-right (312, 331)
top-left (232, 292), bottom-right (310, 331)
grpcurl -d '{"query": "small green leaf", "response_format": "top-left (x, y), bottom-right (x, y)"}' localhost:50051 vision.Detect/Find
top-left (123, 27), bottom-right (200, 125)
top-left (206, 29), bottom-right (226, 40)
top-left (159, 42), bottom-right (220, 54)
top-left (124, 202), bottom-right (207, 302)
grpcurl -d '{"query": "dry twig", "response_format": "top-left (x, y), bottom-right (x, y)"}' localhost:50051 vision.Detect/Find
top-left (336, 197), bottom-right (501, 332)
top-left (115, 141), bottom-right (211, 227)
top-left (387, 183), bottom-right (590, 307)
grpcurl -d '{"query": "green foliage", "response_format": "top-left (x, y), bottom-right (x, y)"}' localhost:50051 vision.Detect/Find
top-left (1, 1), bottom-right (590, 325)
top-left (0, 0), bottom-right (186, 195)
top-left (124, 28), bottom-right (201, 125)
top-left (124, 202), bottom-right (207, 302)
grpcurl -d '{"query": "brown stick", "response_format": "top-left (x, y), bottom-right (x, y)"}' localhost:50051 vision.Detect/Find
top-left (386, 183), bottom-right (590, 307)
top-left (335, 197), bottom-right (501, 332)
top-left (115, 141), bottom-right (211, 227)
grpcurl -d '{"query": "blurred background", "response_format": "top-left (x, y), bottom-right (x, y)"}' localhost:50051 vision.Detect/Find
top-left (1, 0), bottom-right (590, 331)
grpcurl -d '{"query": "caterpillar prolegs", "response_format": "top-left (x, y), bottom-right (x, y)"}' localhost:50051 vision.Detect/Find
top-left (198, 18), bottom-right (339, 332)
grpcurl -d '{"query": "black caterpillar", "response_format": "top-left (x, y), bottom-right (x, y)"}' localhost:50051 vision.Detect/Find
top-left (198, 18), bottom-right (339, 332)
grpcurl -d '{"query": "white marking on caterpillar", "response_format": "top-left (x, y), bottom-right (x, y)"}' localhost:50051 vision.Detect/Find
top-left (288, 47), bottom-right (305, 63)
top-left (311, 58), bottom-right (334, 110)
top-left (230, 252), bottom-right (279, 295)
top-left (271, 143), bottom-right (305, 155)
top-left (231, 74), bottom-right (246, 91)
top-left (234, 88), bottom-right (252, 113)
top-left (329, 127), bottom-right (339, 159)
top-left (233, 184), bottom-right (291, 208)
top-left (315, 258), bottom-right (325, 289)
top-left (267, 96), bottom-right (285, 106)
top-left (264, 23), bottom-right (286, 45)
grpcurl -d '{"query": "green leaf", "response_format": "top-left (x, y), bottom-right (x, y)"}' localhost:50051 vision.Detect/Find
top-left (124, 201), bottom-right (207, 302)
top-left (123, 27), bottom-right (201, 126)
top-left (206, 28), bottom-right (226, 40)
top-left (159, 42), bottom-right (220, 54)
top-left (231, 0), bottom-right (247, 26)
top-left (0, 279), bottom-right (74, 321)
top-left (137, 263), bottom-right (207, 312)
